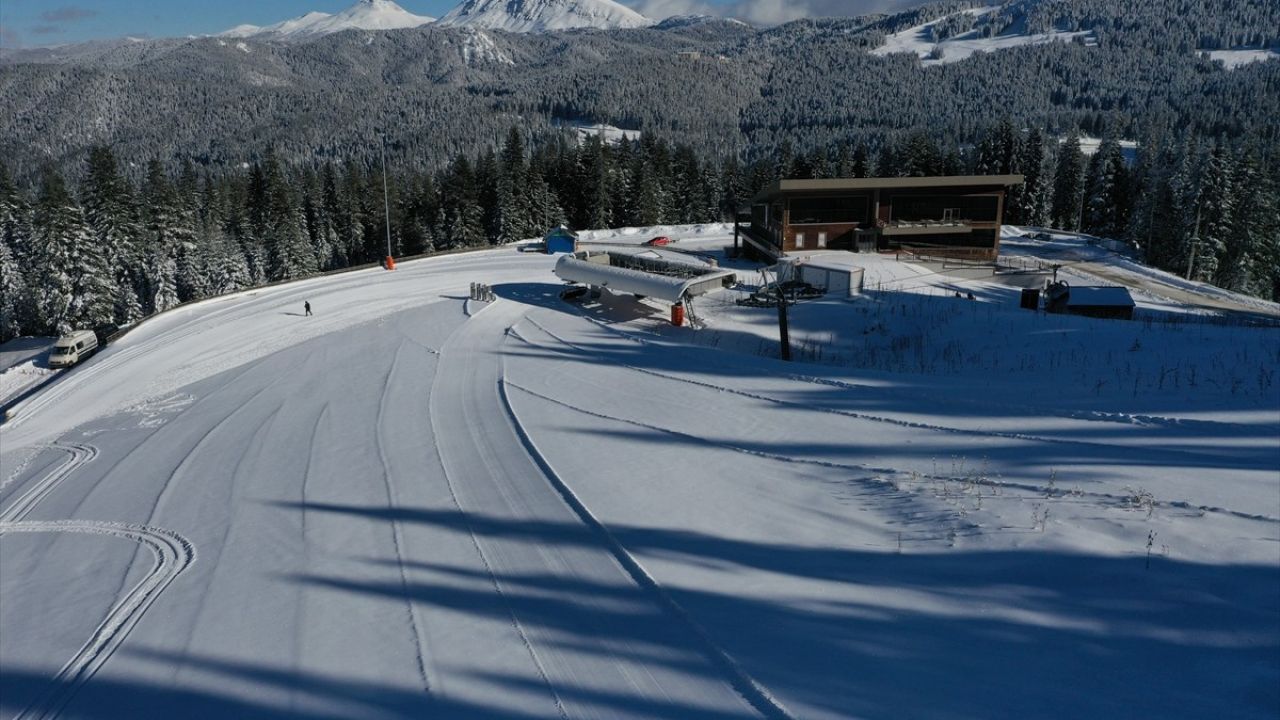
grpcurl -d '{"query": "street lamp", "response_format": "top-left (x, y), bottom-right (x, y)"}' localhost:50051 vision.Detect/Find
top-left (380, 137), bottom-right (395, 271)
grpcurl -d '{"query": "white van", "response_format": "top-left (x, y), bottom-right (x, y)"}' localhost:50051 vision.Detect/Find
top-left (49, 330), bottom-right (99, 368)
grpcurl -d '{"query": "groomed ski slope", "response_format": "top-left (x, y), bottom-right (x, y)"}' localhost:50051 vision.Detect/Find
top-left (1, 238), bottom-right (1277, 719)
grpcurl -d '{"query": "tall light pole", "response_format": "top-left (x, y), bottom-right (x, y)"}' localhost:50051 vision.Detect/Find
top-left (380, 137), bottom-right (395, 270)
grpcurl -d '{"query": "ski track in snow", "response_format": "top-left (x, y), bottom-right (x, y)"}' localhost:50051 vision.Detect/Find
top-left (427, 300), bottom-right (569, 720)
top-left (0, 521), bottom-right (195, 720)
top-left (431, 299), bottom-right (774, 718)
top-left (375, 341), bottom-right (434, 696)
top-left (497, 365), bottom-right (797, 720)
top-left (1, 442), bottom-right (196, 720)
top-left (0, 443), bottom-right (98, 522)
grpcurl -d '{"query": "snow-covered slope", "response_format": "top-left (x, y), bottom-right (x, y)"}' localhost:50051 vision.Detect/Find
top-left (220, 0), bottom-right (434, 40)
top-left (873, 6), bottom-right (1095, 66)
top-left (1, 233), bottom-right (1276, 719)
top-left (438, 0), bottom-right (650, 33)
top-left (1204, 47), bottom-right (1280, 69)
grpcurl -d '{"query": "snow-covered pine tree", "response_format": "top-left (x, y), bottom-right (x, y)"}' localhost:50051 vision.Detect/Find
top-left (851, 143), bottom-right (871, 179)
top-left (1083, 137), bottom-right (1130, 238)
top-left (1014, 128), bottom-right (1050, 226)
top-left (526, 151), bottom-right (565, 233)
top-left (30, 169), bottom-right (114, 334)
top-left (497, 128), bottom-right (532, 241)
top-left (262, 151), bottom-right (317, 280)
top-left (0, 236), bottom-right (27, 341)
top-left (574, 134), bottom-right (613, 231)
top-left (900, 132), bottom-right (942, 177)
top-left (141, 161), bottom-right (184, 313)
top-left (0, 163), bottom-right (35, 337)
top-left (1215, 145), bottom-right (1272, 293)
top-left (82, 146), bottom-right (145, 325)
top-left (1193, 142), bottom-right (1235, 284)
top-left (671, 145), bottom-right (703, 224)
top-left (442, 155), bottom-right (484, 248)
top-left (1155, 135), bottom-right (1204, 276)
top-left (1051, 132), bottom-right (1086, 231)
top-left (320, 164), bottom-right (349, 268)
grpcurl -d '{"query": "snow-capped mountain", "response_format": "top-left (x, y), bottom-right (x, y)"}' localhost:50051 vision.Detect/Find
top-left (438, 0), bottom-right (651, 33)
top-left (220, 0), bottom-right (435, 40)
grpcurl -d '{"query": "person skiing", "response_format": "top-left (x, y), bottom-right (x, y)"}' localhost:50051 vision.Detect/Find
top-left (304, 301), bottom-right (312, 317)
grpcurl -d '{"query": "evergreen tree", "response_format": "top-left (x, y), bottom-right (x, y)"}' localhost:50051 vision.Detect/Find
top-left (261, 151), bottom-right (317, 280)
top-left (900, 132), bottom-right (942, 176)
top-left (1082, 137), bottom-right (1130, 237)
top-left (575, 135), bottom-right (614, 230)
top-left (318, 164), bottom-right (346, 268)
top-left (496, 128), bottom-right (531, 240)
top-left (1193, 142), bottom-right (1234, 283)
top-left (850, 143), bottom-right (871, 178)
top-left (82, 147), bottom-right (145, 324)
top-left (1015, 128), bottom-right (1050, 226)
top-left (441, 155), bottom-right (484, 247)
top-left (30, 169), bottom-right (114, 333)
top-left (0, 164), bottom-right (34, 337)
top-left (1051, 132), bottom-right (1086, 230)
top-left (0, 236), bottom-right (27, 341)
top-left (141, 161), bottom-right (184, 312)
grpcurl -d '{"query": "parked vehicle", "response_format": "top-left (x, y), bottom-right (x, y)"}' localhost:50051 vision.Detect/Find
top-left (645, 236), bottom-right (672, 246)
top-left (93, 323), bottom-right (119, 345)
top-left (48, 330), bottom-right (99, 368)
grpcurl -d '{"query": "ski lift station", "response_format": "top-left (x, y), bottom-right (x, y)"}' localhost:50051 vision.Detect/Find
top-left (554, 251), bottom-right (737, 306)
top-left (777, 256), bottom-right (866, 299)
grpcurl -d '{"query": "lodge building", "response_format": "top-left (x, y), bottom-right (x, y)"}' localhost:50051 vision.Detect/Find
top-left (738, 175), bottom-right (1023, 261)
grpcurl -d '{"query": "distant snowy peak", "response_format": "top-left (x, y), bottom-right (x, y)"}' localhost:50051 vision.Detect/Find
top-left (219, 0), bottom-right (435, 41)
top-left (439, 0), bottom-right (651, 33)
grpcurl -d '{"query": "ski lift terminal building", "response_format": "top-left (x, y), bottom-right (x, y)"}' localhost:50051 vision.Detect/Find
top-left (739, 175), bottom-right (1023, 261)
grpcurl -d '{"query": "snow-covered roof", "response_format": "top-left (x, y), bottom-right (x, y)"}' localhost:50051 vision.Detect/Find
top-left (1069, 286), bottom-right (1134, 307)
top-left (554, 255), bottom-right (734, 303)
top-left (545, 225), bottom-right (578, 240)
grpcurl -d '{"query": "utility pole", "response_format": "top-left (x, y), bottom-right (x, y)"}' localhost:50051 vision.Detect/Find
top-left (775, 282), bottom-right (791, 362)
top-left (381, 138), bottom-right (395, 270)
top-left (1185, 204), bottom-right (1202, 281)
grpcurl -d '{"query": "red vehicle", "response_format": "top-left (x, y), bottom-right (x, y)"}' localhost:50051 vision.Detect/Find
top-left (645, 236), bottom-right (672, 246)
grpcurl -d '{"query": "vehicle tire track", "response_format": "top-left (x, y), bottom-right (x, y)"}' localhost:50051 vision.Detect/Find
top-left (0, 521), bottom-right (195, 720)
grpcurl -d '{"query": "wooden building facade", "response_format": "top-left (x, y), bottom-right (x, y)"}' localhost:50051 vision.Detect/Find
top-left (739, 175), bottom-right (1023, 261)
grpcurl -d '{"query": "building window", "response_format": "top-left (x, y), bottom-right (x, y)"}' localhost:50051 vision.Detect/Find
top-left (789, 196), bottom-right (870, 224)
top-left (890, 195), bottom-right (999, 223)
top-left (817, 232), bottom-right (828, 248)
top-left (795, 232), bottom-right (806, 249)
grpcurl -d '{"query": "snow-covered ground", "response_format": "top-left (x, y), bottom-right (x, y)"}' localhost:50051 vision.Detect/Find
top-left (555, 119), bottom-right (642, 145)
top-left (2, 228), bottom-right (1277, 719)
top-left (1204, 48), bottom-right (1280, 70)
top-left (872, 7), bottom-right (1095, 66)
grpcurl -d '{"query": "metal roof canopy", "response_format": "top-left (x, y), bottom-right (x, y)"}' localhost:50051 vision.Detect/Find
top-left (754, 175), bottom-right (1024, 202)
top-left (554, 256), bottom-right (736, 304)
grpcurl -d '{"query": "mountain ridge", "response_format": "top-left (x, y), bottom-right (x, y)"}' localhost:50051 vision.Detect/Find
top-left (438, 0), bottom-right (651, 33)
top-left (218, 0), bottom-right (436, 41)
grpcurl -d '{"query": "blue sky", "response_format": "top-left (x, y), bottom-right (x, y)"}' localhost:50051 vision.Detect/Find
top-left (0, 0), bottom-right (905, 48)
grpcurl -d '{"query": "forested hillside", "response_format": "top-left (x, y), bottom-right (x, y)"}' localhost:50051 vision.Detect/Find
top-left (2, 0), bottom-right (1278, 340)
